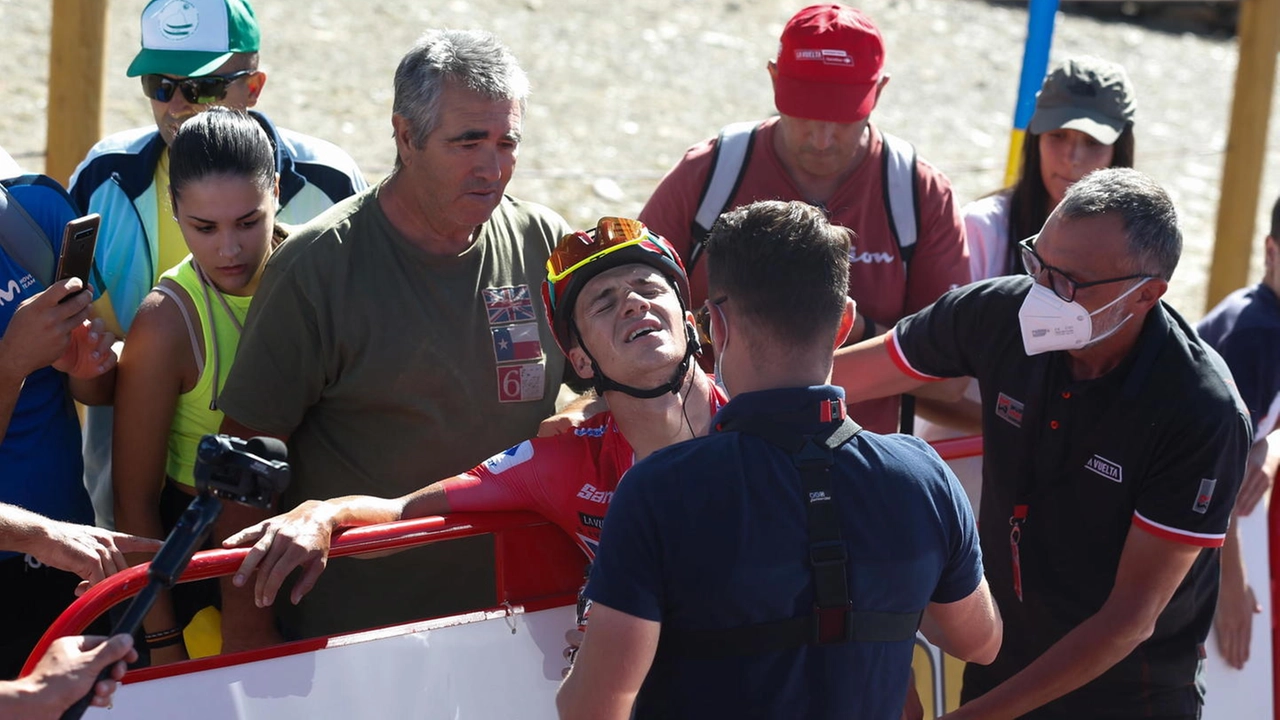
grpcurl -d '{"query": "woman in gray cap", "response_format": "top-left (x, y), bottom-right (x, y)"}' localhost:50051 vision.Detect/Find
top-left (965, 55), bottom-right (1136, 280)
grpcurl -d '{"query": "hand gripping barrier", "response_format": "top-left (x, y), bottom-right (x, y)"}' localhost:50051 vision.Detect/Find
top-left (21, 511), bottom-right (585, 681)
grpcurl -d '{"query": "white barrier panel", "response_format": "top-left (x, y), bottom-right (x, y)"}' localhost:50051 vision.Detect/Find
top-left (94, 605), bottom-right (576, 719)
top-left (1203, 506), bottom-right (1273, 719)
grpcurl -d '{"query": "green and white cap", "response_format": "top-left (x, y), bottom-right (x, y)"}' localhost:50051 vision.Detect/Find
top-left (127, 0), bottom-right (260, 78)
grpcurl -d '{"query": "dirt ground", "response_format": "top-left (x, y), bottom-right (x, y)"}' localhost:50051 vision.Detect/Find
top-left (2, 0), bottom-right (1276, 318)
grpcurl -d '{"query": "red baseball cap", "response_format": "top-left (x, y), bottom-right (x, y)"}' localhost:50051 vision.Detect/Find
top-left (772, 4), bottom-right (885, 123)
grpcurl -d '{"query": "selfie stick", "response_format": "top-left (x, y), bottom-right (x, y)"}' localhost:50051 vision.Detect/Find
top-left (60, 436), bottom-right (289, 720)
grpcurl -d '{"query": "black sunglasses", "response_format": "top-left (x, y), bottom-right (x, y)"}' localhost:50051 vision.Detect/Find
top-left (141, 70), bottom-right (254, 105)
top-left (1017, 235), bottom-right (1151, 303)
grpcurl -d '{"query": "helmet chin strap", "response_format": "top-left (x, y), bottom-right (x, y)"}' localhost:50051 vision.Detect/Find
top-left (571, 319), bottom-right (697, 400)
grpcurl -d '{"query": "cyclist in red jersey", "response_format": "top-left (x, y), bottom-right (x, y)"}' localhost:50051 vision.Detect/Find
top-left (224, 217), bottom-right (725, 608)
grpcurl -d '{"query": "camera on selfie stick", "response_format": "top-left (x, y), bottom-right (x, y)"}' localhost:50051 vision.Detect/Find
top-left (61, 434), bottom-right (290, 720)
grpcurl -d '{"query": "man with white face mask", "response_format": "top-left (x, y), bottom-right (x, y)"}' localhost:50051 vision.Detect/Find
top-left (832, 167), bottom-right (1250, 719)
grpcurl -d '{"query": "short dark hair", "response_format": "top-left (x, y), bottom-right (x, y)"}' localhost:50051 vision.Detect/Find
top-left (705, 200), bottom-right (850, 348)
top-left (1055, 167), bottom-right (1181, 280)
top-left (170, 106), bottom-right (276, 197)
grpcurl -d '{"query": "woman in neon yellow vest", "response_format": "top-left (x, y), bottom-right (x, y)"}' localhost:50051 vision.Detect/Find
top-left (113, 107), bottom-right (284, 665)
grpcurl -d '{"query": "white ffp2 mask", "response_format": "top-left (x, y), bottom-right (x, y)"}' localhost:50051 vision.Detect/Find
top-left (1017, 279), bottom-right (1148, 355)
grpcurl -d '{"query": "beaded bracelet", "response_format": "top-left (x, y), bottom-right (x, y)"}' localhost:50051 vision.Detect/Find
top-left (146, 633), bottom-right (184, 650)
top-left (143, 627), bottom-right (182, 642)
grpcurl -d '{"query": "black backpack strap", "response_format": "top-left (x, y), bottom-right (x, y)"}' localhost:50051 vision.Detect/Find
top-left (658, 405), bottom-right (921, 659)
top-left (688, 121), bottom-right (757, 272)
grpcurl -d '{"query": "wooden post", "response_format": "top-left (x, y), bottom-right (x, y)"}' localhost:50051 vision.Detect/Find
top-left (1208, 0), bottom-right (1280, 308)
top-left (46, 0), bottom-right (109, 187)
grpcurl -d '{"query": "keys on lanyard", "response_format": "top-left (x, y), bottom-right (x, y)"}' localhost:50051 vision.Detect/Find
top-left (1009, 504), bottom-right (1028, 603)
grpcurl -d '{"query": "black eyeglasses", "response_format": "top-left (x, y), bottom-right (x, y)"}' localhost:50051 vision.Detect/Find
top-left (694, 296), bottom-right (728, 346)
top-left (1017, 235), bottom-right (1151, 303)
top-left (141, 70), bottom-right (254, 105)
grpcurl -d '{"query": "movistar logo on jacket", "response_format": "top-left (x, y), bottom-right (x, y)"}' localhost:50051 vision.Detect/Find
top-left (0, 273), bottom-right (36, 306)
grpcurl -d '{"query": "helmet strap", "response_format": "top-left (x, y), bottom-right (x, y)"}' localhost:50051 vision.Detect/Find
top-left (570, 316), bottom-right (697, 400)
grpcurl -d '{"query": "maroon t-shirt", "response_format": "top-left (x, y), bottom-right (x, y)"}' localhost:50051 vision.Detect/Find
top-left (640, 118), bottom-right (970, 433)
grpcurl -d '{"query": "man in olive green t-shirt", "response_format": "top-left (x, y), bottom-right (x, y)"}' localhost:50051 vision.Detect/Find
top-left (216, 29), bottom-right (571, 648)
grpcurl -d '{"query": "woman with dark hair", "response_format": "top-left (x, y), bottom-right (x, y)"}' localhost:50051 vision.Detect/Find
top-left (965, 56), bottom-right (1136, 280)
top-left (112, 107), bottom-right (284, 664)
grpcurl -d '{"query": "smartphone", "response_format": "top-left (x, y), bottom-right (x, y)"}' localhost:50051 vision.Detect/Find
top-left (55, 213), bottom-right (100, 301)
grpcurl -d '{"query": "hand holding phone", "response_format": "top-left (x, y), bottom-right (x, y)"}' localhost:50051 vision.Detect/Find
top-left (55, 214), bottom-right (100, 302)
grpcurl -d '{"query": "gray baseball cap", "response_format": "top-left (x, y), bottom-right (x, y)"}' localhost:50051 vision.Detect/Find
top-left (1028, 56), bottom-right (1136, 145)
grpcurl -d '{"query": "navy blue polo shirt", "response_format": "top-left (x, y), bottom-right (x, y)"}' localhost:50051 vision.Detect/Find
top-left (890, 275), bottom-right (1251, 718)
top-left (1198, 282), bottom-right (1280, 431)
top-left (587, 385), bottom-right (982, 720)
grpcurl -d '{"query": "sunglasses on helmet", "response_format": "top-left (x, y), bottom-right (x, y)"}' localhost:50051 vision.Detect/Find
top-left (141, 70), bottom-right (254, 106)
top-left (546, 217), bottom-right (652, 283)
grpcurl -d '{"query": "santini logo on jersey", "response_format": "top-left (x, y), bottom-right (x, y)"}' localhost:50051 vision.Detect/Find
top-left (482, 441), bottom-right (534, 475)
top-left (1084, 455), bottom-right (1123, 483)
top-left (576, 483), bottom-right (613, 504)
top-left (573, 426), bottom-right (606, 438)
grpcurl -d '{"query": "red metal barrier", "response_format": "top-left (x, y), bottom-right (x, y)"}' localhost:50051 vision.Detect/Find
top-left (21, 511), bottom-right (584, 677)
top-left (23, 438), bottom-right (984, 678)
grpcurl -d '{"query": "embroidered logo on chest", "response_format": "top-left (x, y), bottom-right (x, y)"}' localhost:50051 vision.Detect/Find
top-left (995, 392), bottom-right (1024, 428)
top-left (1084, 455), bottom-right (1123, 483)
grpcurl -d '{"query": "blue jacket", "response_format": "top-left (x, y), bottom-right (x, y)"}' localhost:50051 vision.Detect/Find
top-left (0, 175), bottom-right (92, 558)
top-left (69, 110), bottom-right (367, 332)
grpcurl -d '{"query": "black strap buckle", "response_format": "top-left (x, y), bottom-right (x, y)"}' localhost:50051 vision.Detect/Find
top-left (809, 540), bottom-right (847, 568)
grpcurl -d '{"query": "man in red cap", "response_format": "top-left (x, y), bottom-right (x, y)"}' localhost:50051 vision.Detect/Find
top-left (639, 2), bottom-right (970, 437)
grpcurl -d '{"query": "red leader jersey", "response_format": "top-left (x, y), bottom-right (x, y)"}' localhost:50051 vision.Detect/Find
top-left (442, 385), bottom-right (729, 558)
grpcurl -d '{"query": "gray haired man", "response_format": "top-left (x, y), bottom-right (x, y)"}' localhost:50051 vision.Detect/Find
top-left (215, 29), bottom-right (572, 651)
top-left (833, 168), bottom-right (1250, 718)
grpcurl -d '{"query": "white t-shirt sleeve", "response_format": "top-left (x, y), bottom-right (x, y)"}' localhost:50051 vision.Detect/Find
top-left (961, 193), bottom-right (1012, 282)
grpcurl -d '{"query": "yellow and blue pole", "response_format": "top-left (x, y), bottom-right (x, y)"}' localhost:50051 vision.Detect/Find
top-left (1003, 0), bottom-right (1059, 187)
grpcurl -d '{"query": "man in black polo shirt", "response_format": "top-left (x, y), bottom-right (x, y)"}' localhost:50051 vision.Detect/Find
top-left (833, 167), bottom-right (1250, 719)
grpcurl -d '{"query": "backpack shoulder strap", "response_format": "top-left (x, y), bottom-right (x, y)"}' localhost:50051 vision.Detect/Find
top-left (879, 129), bottom-right (921, 270)
top-left (689, 121), bottom-right (758, 271)
top-left (0, 176), bottom-right (58, 287)
top-left (658, 409), bottom-right (921, 659)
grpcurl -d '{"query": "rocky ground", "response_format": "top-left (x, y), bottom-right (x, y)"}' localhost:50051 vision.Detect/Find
top-left (1, 0), bottom-right (1274, 318)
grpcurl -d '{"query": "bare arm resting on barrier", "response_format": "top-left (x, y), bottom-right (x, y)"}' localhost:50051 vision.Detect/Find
top-left (223, 430), bottom-right (580, 607)
top-left (0, 635), bottom-right (136, 719)
top-left (224, 491), bottom-right (414, 609)
top-left (0, 503), bottom-right (161, 595)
